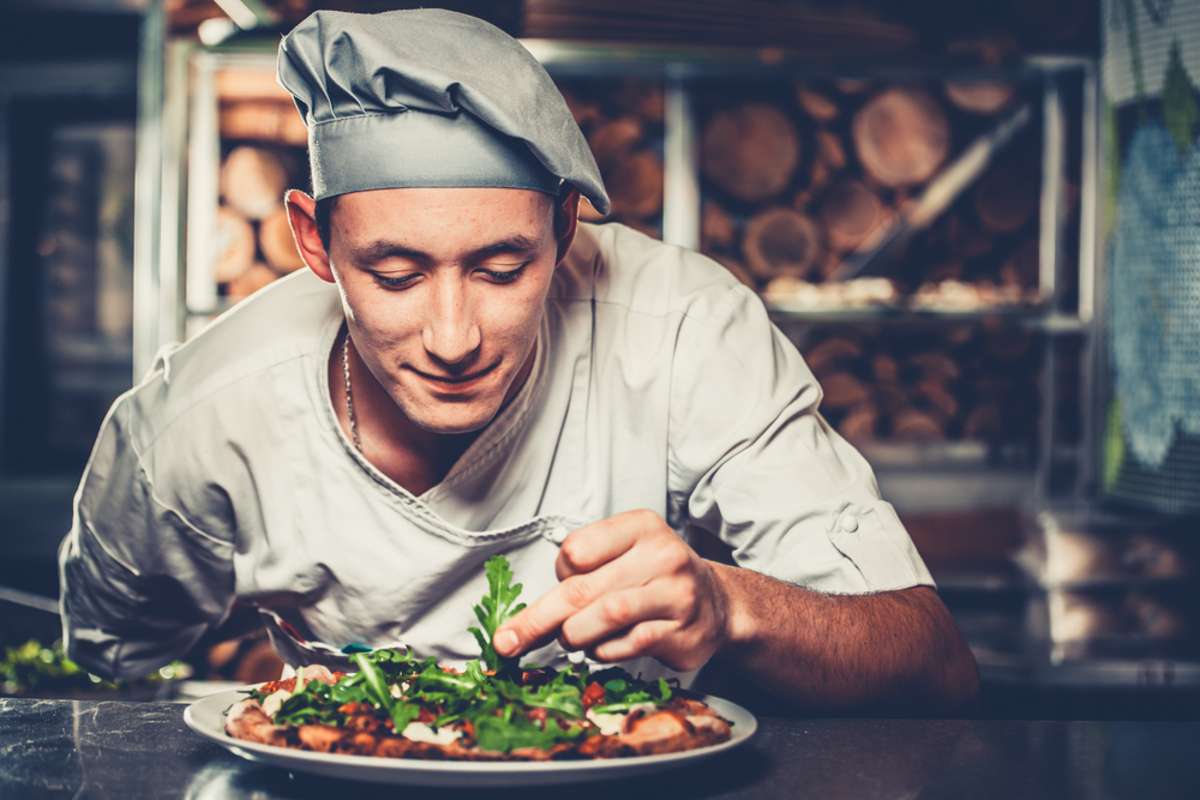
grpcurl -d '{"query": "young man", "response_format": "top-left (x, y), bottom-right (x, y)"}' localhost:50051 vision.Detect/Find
top-left (59, 8), bottom-right (977, 710)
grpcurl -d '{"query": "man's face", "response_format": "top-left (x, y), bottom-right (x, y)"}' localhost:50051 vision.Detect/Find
top-left (324, 187), bottom-right (561, 435)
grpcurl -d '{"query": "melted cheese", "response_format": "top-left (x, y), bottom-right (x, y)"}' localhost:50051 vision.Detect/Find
top-left (401, 722), bottom-right (462, 746)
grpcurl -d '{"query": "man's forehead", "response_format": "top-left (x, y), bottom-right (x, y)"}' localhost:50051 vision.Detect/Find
top-left (332, 187), bottom-right (554, 257)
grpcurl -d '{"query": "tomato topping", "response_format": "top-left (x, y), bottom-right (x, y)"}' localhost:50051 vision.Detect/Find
top-left (259, 677), bottom-right (296, 694)
top-left (582, 681), bottom-right (606, 708)
top-left (528, 707), bottom-right (548, 723)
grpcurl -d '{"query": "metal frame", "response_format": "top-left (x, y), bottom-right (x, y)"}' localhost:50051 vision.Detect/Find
top-left (1076, 63), bottom-right (1102, 499)
top-left (661, 74), bottom-right (700, 250)
top-left (1035, 72), bottom-right (1066, 507)
top-left (131, 0), bottom-right (166, 380)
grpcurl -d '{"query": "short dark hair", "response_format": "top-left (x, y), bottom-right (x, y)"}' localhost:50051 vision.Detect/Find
top-left (315, 195), bottom-right (336, 250)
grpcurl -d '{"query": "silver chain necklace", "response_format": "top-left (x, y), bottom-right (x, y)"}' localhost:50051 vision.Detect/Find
top-left (342, 328), bottom-right (362, 453)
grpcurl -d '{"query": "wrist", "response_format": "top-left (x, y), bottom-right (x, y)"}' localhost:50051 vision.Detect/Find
top-left (708, 561), bottom-right (758, 649)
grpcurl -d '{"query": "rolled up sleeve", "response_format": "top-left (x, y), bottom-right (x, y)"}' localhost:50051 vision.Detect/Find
top-left (667, 283), bottom-right (933, 593)
top-left (58, 396), bottom-right (235, 680)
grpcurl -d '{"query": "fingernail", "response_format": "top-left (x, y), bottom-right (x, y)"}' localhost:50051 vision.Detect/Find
top-left (494, 629), bottom-right (519, 655)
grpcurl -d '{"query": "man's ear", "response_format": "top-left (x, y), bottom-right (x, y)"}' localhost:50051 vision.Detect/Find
top-left (554, 188), bottom-right (582, 265)
top-left (284, 189), bottom-right (335, 284)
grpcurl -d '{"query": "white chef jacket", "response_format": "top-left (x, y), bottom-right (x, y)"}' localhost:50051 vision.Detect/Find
top-left (59, 221), bottom-right (933, 681)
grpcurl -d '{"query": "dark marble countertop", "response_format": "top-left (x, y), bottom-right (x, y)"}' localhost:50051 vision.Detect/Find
top-left (2, 697), bottom-right (1199, 799)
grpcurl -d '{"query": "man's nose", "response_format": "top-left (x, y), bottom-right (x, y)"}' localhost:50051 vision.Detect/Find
top-left (421, 278), bottom-right (482, 368)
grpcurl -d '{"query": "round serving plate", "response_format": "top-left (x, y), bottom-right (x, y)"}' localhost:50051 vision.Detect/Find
top-left (184, 688), bottom-right (757, 787)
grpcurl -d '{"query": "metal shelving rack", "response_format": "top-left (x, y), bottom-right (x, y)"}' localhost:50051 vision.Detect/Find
top-left (148, 39), bottom-right (1099, 513)
top-left (135, 32), bottom-right (1195, 687)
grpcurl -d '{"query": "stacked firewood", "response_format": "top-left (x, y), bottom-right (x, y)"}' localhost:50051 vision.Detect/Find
top-left (212, 144), bottom-right (308, 302)
top-left (206, 66), bottom-right (313, 304)
top-left (800, 324), bottom-right (1040, 445)
top-left (697, 77), bottom-right (1049, 303)
top-left (556, 78), bottom-right (665, 238)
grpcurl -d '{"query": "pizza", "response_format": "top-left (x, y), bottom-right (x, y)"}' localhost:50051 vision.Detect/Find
top-left (224, 556), bottom-right (732, 760)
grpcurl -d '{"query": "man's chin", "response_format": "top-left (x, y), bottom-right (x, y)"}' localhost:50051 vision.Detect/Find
top-left (407, 404), bottom-right (499, 435)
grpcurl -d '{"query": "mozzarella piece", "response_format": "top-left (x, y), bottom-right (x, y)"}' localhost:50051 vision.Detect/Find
top-left (585, 702), bottom-right (657, 736)
top-left (298, 664), bottom-right (336, 684)
top-left (400, 722), bottom-right (462, 746)
top-left (585, 710), bottom-right (626, 736)
top-left (260, 689), bottom-right (291, 718)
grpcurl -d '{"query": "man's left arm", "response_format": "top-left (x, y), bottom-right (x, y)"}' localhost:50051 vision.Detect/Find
top-left (494, 510), bottom-right (979, 712)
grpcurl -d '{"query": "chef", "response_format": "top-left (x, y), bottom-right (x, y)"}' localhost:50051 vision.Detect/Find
top-left (59, 8), bottom-right (978, 710)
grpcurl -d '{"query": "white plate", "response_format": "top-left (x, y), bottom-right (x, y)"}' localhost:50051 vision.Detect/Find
top-left (184, 688), bottom-right (757, 787)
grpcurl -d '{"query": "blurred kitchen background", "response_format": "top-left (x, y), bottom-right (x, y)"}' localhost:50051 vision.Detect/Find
top-left (1, 0), bottom-right (1198, 716)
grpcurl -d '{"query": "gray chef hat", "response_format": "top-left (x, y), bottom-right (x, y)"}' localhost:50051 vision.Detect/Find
top-left (277, 8), bottom-right (610, 215)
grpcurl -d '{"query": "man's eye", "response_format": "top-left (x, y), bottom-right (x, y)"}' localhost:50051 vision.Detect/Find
top-left (479, 264), bottom-right (528, 284)
top-left (373, 273), bottom-right (420, 290)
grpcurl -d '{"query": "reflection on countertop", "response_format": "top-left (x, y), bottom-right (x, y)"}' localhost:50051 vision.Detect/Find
top-left (1, 697), bottom-right (1199, 799)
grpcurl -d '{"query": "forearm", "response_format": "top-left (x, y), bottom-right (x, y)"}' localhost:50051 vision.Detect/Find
top-left (710, 563), bottom-right (979, 712)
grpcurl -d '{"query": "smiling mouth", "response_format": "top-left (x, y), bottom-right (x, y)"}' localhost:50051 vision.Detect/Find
top-left (409, 362), bottom-right (498, 387)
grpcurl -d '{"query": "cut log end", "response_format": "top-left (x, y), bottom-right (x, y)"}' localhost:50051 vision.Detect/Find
top-left (220, 146), bottom-right (291, 221)
top-left (589, 116), bottom-right (644, 169)
top-left (702, 103), bottom-right (800, 203)
top-left (606, 150), bottom-right (664, 220)
top-left (741, 207), bottom-right (822, 280)
top-left (853, 88), bottom-right (950, 188)
top-left (819, 180), bottom-right (887, 253)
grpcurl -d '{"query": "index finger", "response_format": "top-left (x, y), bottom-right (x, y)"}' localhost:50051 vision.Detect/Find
top-left (554, 510), bottom-right (649, 581)
top-left (494, 565), bottom-right (614, 658)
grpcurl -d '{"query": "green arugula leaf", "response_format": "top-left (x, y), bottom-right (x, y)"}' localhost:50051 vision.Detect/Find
top-left (273, 681), bottom-right (342, 726)
top-left (468, 555), bottom-right (527, 673)
top-left (472, 705), bottom-right (584, 753)
top-left (352, 652), bottom-right (395, 710)
top-left (493, 673), bottom-right (585, 718)
top-left (588, 670), bottom-right (673, 713)
top-left (350, 651), bottom-right (422, 732)
top-left (329, 672), bottom-right (372, 705)
top-left (389, 701), bottom-right (421, 733)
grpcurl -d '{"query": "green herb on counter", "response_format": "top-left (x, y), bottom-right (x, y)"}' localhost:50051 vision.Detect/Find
top-left (0, 639), bottom-right (191, 697)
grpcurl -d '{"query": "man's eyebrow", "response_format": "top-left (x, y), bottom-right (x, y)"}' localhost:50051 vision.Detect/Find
top-left (350, 235), bottom-right (541, 266)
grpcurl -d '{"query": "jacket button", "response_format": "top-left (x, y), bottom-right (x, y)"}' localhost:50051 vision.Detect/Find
top-left (840, 514), bottom-right (859, 533)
